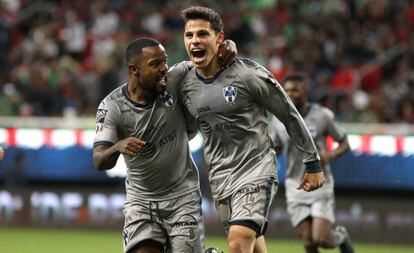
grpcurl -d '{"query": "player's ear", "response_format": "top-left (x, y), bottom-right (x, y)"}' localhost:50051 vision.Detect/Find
top-left (217, 31), bottom-right (225, 44)
top-left (129, 64), bottom-right (139, 75)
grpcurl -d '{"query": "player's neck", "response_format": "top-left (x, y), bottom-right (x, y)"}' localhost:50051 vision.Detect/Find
top-left (299, 102), bottom-right (309, 116)
top-left (195, 58), bottom-right (220, 78)
top-left (127, 82), bottom-right (156, 106)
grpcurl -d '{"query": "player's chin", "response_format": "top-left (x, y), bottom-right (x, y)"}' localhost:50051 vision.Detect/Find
top-left (190, 57), bottom-right (205, 67)
top-left (156, 85), bottom-right (166, 94)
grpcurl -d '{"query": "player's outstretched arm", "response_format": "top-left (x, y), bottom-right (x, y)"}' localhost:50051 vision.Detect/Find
top-left (93, 137), bottom-right (145, 171)
top-left (297, 161), bottom-right (325, 192)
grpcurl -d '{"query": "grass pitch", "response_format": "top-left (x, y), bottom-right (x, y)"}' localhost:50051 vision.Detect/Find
top-left (1, 227), bottom-right (413, 253)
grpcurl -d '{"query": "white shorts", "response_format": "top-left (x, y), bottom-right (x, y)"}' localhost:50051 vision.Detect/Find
top-left (122, 190), bottom-right (204, 253)
top-left (287, 197), bottom-right (335, 227)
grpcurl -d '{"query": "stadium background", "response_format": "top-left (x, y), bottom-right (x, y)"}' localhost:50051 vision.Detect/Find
top-left (0, 0), bottom-right (414, 250)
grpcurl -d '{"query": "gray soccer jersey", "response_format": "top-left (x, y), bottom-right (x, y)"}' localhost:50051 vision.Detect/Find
top-left (94, 62), bottom-right (199, 201)
top-left (179, 58), bottom-right (319, 200)
top-left (272, 103), bottom-right (347, 203)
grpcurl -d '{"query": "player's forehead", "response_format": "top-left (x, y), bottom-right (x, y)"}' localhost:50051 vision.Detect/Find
top-left (284, 80), bottom-right (304, 91)
top-left (184, 19), bottom-right (214, 33)
top-left (140, 45), bottom-right (167, 62)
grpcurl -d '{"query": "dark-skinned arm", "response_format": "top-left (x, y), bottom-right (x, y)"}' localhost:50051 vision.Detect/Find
top-left (218, 39), bottom-right (237, 68)
top-left (93, 145), bottom-right (121, 171)
top-left (319, 138), bottom-right (350, 166)
top-left (93, 137), bottom-right (146, 171)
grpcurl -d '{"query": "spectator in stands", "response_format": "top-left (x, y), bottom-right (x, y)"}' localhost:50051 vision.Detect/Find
top-left (1, 0), bottom-right (413, 124)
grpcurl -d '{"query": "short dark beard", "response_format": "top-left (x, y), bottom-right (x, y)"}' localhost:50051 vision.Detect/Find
top-left (295, 101), bottom-right (307, 116)
top-left (295, 102), bottom-right (303, 114)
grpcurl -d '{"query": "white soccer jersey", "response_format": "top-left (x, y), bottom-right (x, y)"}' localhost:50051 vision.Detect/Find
top-left (94, 62), bottom-right (199, 201)
top-left (179, 58), bottom-right (319, 200)
top-left (271, 103), bottom-right (347, 203)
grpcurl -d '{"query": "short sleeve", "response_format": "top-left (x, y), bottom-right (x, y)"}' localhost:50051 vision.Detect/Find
top-left (324, 107), bottom-right (347, 142)
top-left (167, 61), bottom-right (193, 94)
top-left (93, 99), bottom-right (120, 147)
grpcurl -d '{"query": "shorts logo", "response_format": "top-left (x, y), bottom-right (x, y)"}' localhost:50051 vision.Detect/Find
top-left (223, 86), bottom-right (237, 104)
top-left (237, 184), bottom-right (260, 217)
top-left (173, 214), bottom-right (199, 239)
top-left (159, 90), bottom-right (173, 108)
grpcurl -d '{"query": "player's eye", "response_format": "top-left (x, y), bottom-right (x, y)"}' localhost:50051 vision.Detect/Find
top-left (198, 31), bottom-right (210, 37)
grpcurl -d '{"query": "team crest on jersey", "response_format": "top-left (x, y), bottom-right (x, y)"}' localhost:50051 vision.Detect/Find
top-left (96, 109), bottom-right (107, 123)
top-left (159, 90), bottom-right (173, 108)
top-left (223, 86), bottom-right (237, 104)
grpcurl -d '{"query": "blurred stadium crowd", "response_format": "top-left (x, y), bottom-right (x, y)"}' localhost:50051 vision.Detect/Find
top-left (0, 0), bottom-right (413, 123)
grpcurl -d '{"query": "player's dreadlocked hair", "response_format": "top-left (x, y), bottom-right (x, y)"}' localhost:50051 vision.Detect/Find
top-left (125, 37), bottom-right (160, 65)
top-left (181, 6), bottom-right (224, 33)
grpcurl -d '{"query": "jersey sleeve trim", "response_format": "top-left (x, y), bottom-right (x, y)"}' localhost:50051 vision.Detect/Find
top-left (304, 161), bottom-right (322, 173)
top-left (93, 141), bottom-right (114, 148)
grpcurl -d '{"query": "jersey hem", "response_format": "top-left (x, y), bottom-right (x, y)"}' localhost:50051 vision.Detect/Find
top-left (212, 175), bottom-right (277, 201)
top-left (126, 184), bottom-right (200, 202)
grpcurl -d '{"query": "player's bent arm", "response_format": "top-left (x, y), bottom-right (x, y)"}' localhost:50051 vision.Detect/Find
top-left (319, 138), bottom-right (350, 165)
top-left (93, 144), bottom-right (121, 171)
top-left (329, 138), bottom-right (350, 160)
top-left (93, 136), bottom-right (146, 171)
top-left (243, 65), bottom-right (320, 166)
top-left (321, 108), bottom-right (351, 163)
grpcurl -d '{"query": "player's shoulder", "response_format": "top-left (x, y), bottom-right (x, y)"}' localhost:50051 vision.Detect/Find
top-left (236, 57), bottom-right (272, 75)
top-left (234, 57), bottom-right (267, 72)
top-left (168, 61), bottom-right (194, 76)
top-left (311, 103), bottom-right (335, 119)
top-left (168, 61), bottom-right (195, 89)
top-left (233, 57), bottom-right (277, 86)
top-left (100, 84), bottom-right (125, 106)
